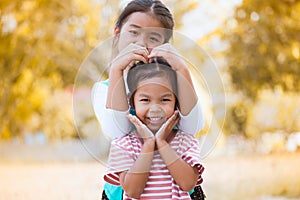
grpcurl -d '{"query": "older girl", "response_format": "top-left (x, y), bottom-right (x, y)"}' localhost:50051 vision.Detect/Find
top-left (92, 0), bottom-right (204, 139)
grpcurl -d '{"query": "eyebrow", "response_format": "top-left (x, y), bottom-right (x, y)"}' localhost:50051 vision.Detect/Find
top-left (137, 93), bottom-right (174, 98)
top-left (136, 93), bottom-right (150, 98)
top-left (161, 94), bottom-right (174, 98)
top-left (129, 24), bottom-right (141, 29)
top-left (129, 24), bottom-right (163, 39)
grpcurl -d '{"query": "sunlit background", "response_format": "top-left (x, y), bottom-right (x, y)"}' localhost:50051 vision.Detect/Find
top-left (0, 0), bottom-right (300, 200)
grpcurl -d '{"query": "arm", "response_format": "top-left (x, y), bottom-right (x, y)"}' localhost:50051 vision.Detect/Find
top-left (93, 44), bottom-right (149, 138)
top-left (155, 111), bottom-right (199, 191)
top-left (148, 44), bottom-right (198, 115)
top-left (106, 44), bottom-right (149, 111)
top-left (177, 99), bottom-right (205, 134)
top-left (119, 140), bottom-right (155, 198)
top-left (91, 81), bottom-right (131, 138)
top-left (157, 142), bottom-right (199, 191)
top-left (176, 65), bottom-right (198, 115)
top-left (119, 114), bottom-right (155, 198)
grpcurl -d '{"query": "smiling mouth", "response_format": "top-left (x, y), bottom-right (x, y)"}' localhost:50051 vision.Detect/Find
top-left (146, 117), bottom-right (165, 125)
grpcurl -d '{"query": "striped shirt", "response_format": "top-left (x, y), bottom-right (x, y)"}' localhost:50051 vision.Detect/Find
top-left (104, 130), bottom-right (204, 199)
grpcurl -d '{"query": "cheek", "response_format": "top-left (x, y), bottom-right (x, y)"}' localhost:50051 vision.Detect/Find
top-left (133, 102), bottom-right (146, 118)
top-left (164, 105), bottom-right (176, 118)
top-left (117, 33), bottom-right (134, 50)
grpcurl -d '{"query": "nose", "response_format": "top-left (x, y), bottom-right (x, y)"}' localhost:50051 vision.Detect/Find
top-left (149, 104), bottom-right (165, 115)
top-left (135, 34), bottom-right (147, 47)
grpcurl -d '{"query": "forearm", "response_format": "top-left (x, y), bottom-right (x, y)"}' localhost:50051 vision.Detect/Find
top-left (157, 141), bottom-right (198, 191)
top-left (92, 82), bottom-right (131, 138)
top-left (176, 69), bottom-right (198, 115)
top-left (106, 68), bottom-right (128, 111)
top-left (120, 140), bottom-right (155, 198)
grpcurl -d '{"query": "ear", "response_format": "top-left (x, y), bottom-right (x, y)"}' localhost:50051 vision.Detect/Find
top-left (127, 93), bottom-right (135, 109)
top-left (129, 96), bottom-right (135, 109)
top-left (114, 26), bottom-right (120, 35)
top-left (112, 26), bottom-right (120, 50)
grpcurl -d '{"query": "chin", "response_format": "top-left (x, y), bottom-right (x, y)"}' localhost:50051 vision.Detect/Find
top-left (148, 126), bottom-right (161, 134)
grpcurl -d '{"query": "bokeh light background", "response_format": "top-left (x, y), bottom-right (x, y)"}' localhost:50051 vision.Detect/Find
top-left (1, 0), bottom-right (300, 200)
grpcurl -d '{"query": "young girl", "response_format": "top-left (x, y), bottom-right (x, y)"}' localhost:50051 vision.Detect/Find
top-left (92, 0), bottom-right (204, 139)
top-left (104, 60), bottom-right (205, 199)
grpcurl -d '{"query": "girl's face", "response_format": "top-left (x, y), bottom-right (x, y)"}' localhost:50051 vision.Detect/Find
top-left (115, 12), bottom-right (166, 52)
top-left (133, 77), bottom-right (176, 133)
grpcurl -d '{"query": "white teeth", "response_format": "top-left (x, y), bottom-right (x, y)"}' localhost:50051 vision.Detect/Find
top-left (149, 117), bottom-right (161, 121)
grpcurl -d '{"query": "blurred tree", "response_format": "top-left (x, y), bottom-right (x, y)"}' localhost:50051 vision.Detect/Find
top-left (0, 0), bottom-right (197, 140)
top-left (222, 0), bottom-right (300, 99)
top-left (0, 0), bottom-right (102, 139)
top-left (165, 0), bottom-right (198, 29)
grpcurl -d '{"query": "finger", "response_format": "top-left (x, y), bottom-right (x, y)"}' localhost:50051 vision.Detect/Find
top-left (148, 44), bottom-right (171, 57)
top-left (131, 54), bottom-right (148, 64)
top-left (121, 45), bottom-right (149, 63)
top-left (165, 111), bottom-right (179, 126)
top-left (113, 52), bottom-right (148, 68)
top-left (163, 112), bottom-right (179, 131)
top-left (148, 57), bottom-right (154, 63)
top-left (128, 115), bottom-right (154, 139)
top-left (148, 50), bottom-right (165, 59)
top-left (128, 114), bottom-right (140, 127)
top-left (156, 112), bottom-right (178, 136)
top-left (133, 47), bottom-right (149, 57)
top-left (129, 45), bottom-right (149, 59)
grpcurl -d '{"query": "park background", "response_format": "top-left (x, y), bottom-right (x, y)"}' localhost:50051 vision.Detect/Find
top-left (0, 0), bottom-right (300, 199)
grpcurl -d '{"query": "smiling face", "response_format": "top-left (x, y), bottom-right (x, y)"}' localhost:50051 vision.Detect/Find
top-left (115, 12), bottom-right (166, 51)
top-left (133, 77), bottom-right (176, 133)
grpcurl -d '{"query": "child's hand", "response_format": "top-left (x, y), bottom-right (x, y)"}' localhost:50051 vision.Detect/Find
top-left (128, 114), bottom-right (154, 143)
top-left (155, 111), bottom-right (179, 146)
top-left (111, 43), bottom-right (149, 72)
top-left (148, 44), bottom-right (188, 73)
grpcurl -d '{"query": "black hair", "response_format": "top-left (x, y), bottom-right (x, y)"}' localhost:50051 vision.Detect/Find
top-left (127, 58), bottom-right (179, 109)
top-left (116, 0), bottom-right (174, 42)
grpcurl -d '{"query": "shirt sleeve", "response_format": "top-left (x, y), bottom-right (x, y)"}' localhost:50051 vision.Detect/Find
top-left (104, 138), bottom-right (135, 186)
top-left (180, 135), bottom-right (205, 185)
top-left (177, 99), bottom-right (205, 135)
top-left (91, 81), bottom-right (131, 139)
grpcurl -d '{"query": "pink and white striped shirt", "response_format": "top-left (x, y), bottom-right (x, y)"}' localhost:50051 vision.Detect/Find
top-left (104, 130), bottom-right (204, 199)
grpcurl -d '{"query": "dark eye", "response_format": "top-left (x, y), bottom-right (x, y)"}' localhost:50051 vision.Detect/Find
top-left (129, 30), bottom-right (139, 36)
top-left (140, 98), bottom-right (149, 102)
top-left (149, 36), bottom-right (160, 43)
top-left (162, 98), bottom-right (171, 102)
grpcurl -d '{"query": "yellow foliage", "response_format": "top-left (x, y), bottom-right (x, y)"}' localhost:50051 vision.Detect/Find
top-left (258, 43), bottom-right (267, 54)
top-left (13, 69), bottom-right (33, 96)
top-left (246, 89), bottom-right (300, 136)
top-left (0, 125), bottom-right (12, 140)
top-left (188, 1), bottom-right (198, 10)
top-left (195, 123), bottom-right (210, 137)
top-left (291, 41), bottom-right (300, 59)
top-left (1, 0), bottom-right (205, 140)
top-left (28, 85), bottom-right (47, 110)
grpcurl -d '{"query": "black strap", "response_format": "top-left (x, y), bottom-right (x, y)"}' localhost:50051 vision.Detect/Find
top-left (101, 190), bottom-right (109, 200)
top-left (190, 185), bottom-right (206, 200)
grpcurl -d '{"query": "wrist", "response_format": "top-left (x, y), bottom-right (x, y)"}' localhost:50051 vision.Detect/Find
top-left (109, 66), bottom-right (123, 76)
top-left (158, 144), bottom-right (179, 166)
top-left (143, 138), bottom-right (155, 152)
top-left (176, 67), bottom-right (190, 77)
top-left (129, 151), bottom-right (154, 174)
top-left (156, 139), bottom-right (168, 149)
